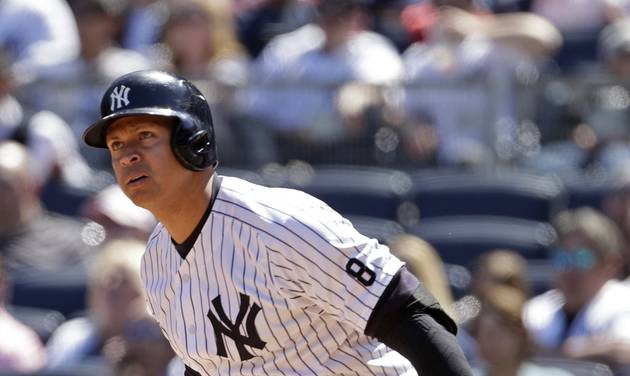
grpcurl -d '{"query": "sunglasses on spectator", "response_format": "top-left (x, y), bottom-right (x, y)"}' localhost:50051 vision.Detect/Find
top-left (551, 248), bottom-right (597, 272)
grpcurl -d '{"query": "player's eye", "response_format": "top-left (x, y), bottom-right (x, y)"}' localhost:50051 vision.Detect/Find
top-left (139, 131), bottom-right (154, 140)
top-left (108, 140), bottom-right (124, 151)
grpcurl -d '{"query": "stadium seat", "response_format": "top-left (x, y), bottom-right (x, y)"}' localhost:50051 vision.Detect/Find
top-left (10, 266), bottom-right (88, 318)
top-left (407, 215), bottom-right (556, 267)
top-left (40, 178), bottom-right (99, 217)
top-left (560, 171), bottom-right (616, 211)
top-left (271, 165), bottom-right (413, 221)
top-left (344, 215), bottom-right (406, 244)
top-left (410, 169), bottom-right (567, 222)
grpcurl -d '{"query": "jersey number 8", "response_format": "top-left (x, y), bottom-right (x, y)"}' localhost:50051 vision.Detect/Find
top-left (345, 258), bottom-right (376, 286)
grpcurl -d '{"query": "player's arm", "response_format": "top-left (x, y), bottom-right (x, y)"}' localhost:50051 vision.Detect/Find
top-left (364, 266), bottom-right (473, 376)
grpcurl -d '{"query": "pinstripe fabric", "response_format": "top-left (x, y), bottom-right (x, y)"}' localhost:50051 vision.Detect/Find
top-left (140, 176), bottom-right (416, 375)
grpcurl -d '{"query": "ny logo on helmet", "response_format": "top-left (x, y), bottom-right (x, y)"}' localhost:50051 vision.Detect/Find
top-left (110, 85), bottom-right (131, 111)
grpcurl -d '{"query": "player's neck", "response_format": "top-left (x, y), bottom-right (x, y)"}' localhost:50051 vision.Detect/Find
top-left (156, 174), bottom-right (215, 244)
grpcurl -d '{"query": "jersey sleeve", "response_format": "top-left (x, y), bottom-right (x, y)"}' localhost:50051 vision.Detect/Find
top-left (262, 193), bottom-right (404, 333)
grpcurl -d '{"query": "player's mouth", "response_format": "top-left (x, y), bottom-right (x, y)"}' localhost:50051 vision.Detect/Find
top-left (127, 174), bottom-right (149, 187)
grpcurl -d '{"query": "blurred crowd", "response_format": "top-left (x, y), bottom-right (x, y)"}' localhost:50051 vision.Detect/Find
top-left (3, 0), bottom-right (630, 375)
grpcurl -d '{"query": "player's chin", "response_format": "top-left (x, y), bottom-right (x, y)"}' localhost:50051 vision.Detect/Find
top-left (123, 188), bottom-right (156, 210)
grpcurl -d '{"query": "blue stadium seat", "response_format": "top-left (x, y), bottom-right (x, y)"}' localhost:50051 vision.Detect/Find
top-left (344, 215), bottom-right (406, 244)
top-left (407, 215), bottom-right (556, 267)
top-left (40, 178), bottom-right (99, 217)
top-left (560, 172), bottom-right (616, 211)
top-left (273, 165), bottom-right (413, 221)
top-left (10, 266), bottom-right (88, 318)
top-left (411, 169), bottom-right (567, 222)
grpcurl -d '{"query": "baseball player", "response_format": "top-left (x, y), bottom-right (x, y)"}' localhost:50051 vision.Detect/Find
top-left (83, 70), bottom-right (472, 376)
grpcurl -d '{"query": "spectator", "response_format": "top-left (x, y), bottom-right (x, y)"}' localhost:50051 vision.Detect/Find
top-left (46, 239), bottom-right (148, 369)
top-left (236, 0), bottom-right (316, 58)
top-left (0, 49), bottom-right (93, 190)
top-left (386, 109), bottom-right (439, 167)
top-left (607, 0), bottom-right (630, 17)
top-left (530, 0), bottom-right (619, 70)
top-left (19, 0), bottom-right (151, 172)
top-left (523, 207), bottom-right (630, 371)
top-left (119, 0), bottom-right (169, 55)
top-left (456, 249), bottom-right (532, 364)
top-left (79, 184), bottom-right (156, 243)
top-left (531, 0), bottom-right (615, 34)
top-left (471, 249), bottom-right (531, 300)
top-left (558, 18), bottom-right (630, 160)
top-left (599, 18), bottom-right (630, 78)
top-left (0, 141), bottom-right (93, 275)
top-left (388, 234), bottom-right (455, 318)
top-left (107, 314), bottom-right (175, 376)
top-left (371, 0), bottom-right (415, 52)
top-left (240, 0), bottom-right (403, 165)
top-left (155, 0), bottom-right (247, 79)
top-left (472, 285), bottom-right (571, 376)
top-left (153, 0), bottom-right (250, 166)
top-left (520, 16), bottom-right (630, 174)
top-left (401, 4), bottom-right (561, 166)
top-left (0, 254), bottom-right (47, 373)
top-left (602, 163), bottom-right (630, 280)
top-left (0, 0), bottom-right (80, 84)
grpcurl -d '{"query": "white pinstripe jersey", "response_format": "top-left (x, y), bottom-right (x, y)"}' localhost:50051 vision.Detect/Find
top-left (141, 176), bottom-right (417, 375)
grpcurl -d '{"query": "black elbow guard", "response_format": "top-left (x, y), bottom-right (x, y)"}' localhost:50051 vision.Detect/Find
top-left (409, 281), bottom-right (458, 335)
top-left (366, 267), bottom-right (472, 376)
top-left (381, 310), bottom-right (472, 376)
top-left (365, 266), bottom-right (457, 338)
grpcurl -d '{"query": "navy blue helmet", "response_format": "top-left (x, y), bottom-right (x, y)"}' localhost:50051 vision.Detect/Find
top-left (83, 70), bottom-right (217, 171)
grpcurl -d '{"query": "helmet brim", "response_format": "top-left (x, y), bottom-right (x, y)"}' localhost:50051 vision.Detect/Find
top-left (83, 107), bottom-right (181, 148)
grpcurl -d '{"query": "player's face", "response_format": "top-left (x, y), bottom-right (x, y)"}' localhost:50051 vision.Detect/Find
top-left (106, 115), bottom-right (191, 211)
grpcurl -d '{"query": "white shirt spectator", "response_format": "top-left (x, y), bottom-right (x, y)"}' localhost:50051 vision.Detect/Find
top-left (0, 94), bottom-right (93, 189)
top-left (242, 23), bottom-right (403, 142)
top-left (21, 47), bottom-right (151, 171)
top-left (402, 36), bottom-right (521, 166)
top-left (0, 307), bottom-right (47, 373)
top-left (523, 280), bottom-right (630, 350)
top-left (0, 0), bottom-right (79, 83)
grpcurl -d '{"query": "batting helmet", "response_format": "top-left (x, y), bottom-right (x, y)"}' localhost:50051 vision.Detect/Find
top-left (83, 70), bottom-right (218, 171)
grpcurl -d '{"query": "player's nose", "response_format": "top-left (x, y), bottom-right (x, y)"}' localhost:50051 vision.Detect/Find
top-left (119, 151), bottom-right (141, 167)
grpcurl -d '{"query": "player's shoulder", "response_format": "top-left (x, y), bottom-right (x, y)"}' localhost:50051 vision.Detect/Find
top-left (218, 175), bottom-right (330, 213)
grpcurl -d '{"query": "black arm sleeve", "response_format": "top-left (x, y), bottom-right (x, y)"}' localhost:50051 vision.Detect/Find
top-left (365, 267), bottom-right (473, 376)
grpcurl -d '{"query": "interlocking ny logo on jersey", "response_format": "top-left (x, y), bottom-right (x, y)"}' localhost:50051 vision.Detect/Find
top-left (110, 85), bottom-right (130, 111)
top-left (207, 293), bottom-right (266, 360)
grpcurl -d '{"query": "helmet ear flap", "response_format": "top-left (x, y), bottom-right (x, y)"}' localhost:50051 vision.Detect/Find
top-left (189, 131), bottom-right (212, 154)
top-left (171, 116), bottom-right (217, 171)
